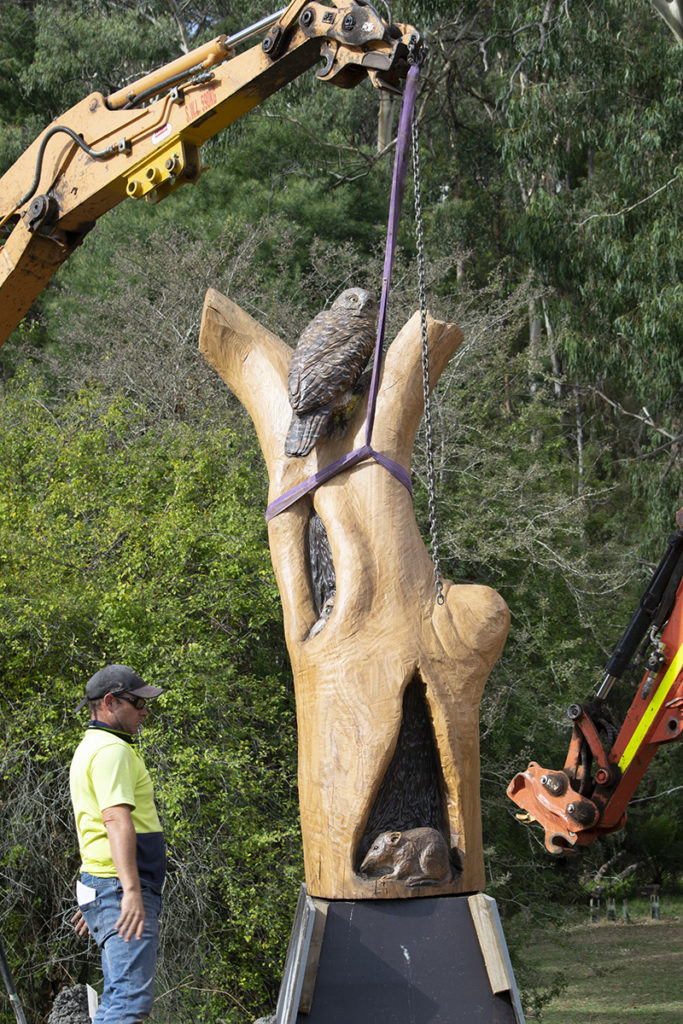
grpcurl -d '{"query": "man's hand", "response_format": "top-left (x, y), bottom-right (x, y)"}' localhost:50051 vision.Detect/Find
top-left (115, 888), bottom-right (146, 942)
top-left (101, 803), bottom-right (146, 941)
top-left (71, 909), bottom-right (91, 938)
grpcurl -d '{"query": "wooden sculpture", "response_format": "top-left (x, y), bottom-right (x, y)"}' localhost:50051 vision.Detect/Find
top-left (198, 288), bottom-right (510, 900)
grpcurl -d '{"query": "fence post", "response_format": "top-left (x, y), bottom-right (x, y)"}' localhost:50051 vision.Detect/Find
top-left (650, 892), bottom-right (660, 920)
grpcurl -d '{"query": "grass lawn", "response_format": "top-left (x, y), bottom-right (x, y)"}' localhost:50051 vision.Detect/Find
top-left (511, 897), bottom-right (683, 1023)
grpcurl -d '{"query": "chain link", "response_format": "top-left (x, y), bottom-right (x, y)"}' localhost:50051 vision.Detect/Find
top-left (411, 113), bottom-right (445, 606)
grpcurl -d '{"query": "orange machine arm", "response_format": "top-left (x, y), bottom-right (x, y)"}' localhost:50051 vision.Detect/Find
top-left (0, 0), bottom-right (421, 345)
top-left (508, 510), bottom-right (683, 854)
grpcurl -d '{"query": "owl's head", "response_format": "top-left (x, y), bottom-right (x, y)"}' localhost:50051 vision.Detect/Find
top-left (332, 288), bottom-right (377, 316)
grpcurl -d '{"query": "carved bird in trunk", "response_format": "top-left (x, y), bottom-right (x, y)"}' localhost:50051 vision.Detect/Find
top-left (285, 287), bottom-right (378, 457)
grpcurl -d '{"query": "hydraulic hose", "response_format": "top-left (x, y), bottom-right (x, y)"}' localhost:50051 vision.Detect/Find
top-left (0, 125), bottom-right (116, 232)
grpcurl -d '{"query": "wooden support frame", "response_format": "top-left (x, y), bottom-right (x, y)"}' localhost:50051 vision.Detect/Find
top-left (199, 289), bottom-right (510, 899)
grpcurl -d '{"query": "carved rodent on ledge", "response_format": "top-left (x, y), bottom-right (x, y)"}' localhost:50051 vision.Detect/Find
top-left (359, 827), bottom-right (454, 888)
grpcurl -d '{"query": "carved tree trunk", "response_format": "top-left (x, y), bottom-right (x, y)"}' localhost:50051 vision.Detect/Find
top-left (199, 289), bottom-right (510, 900)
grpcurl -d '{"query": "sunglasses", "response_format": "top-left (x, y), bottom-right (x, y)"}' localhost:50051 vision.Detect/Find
top-left (114, 692), bottom-right (148, 711)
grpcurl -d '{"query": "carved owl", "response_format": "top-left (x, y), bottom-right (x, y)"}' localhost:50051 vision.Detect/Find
top-left (285, 287), bottom-right (378, 458)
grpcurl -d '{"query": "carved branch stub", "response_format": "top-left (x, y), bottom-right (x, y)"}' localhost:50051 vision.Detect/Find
top-left (199, 288), bottom-right (510, 899)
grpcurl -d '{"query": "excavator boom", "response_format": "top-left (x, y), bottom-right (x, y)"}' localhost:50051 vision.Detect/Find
top-left (0, 0), bottom-right (421, 345)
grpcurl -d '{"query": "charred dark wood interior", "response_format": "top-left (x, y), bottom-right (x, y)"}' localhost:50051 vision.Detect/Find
top-left (357, 675), bottom-right (459, 871)
top-left (306, 511), bottom-right (336, 616)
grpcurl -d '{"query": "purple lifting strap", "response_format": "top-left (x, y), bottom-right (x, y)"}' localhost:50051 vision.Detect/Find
top-left (265, 62), bottom-right (419, 525)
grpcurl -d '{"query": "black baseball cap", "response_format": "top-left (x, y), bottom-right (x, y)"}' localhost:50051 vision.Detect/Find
top-left (74, 664), bottom-right (163, 712)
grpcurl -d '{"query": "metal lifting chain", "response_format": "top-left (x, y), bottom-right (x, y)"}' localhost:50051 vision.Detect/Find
top-left (410, 94), bottom-right (445, 606)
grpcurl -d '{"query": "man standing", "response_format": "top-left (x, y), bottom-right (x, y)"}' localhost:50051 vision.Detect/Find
top-left (70, 665), bottom-right (166, 1024)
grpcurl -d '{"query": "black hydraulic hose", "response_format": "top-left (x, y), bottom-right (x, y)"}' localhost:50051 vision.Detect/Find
top-left (13, 125), bottom-right (116, 215)
top-left (118, 63), bottom-right (206, 109)
top-left (0, 934), bottom-right (28, 1024)
top-left (603, 530), bottom-right (683, 682)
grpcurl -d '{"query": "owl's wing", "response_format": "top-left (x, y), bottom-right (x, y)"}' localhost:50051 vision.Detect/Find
top-left (288, 317), bottom-right (375, 413)
top-left (284, 405), bottom-right (334, 458)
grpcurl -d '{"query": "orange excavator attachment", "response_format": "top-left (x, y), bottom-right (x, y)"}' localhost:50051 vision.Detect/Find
top-left (507, 763), bottom-right (620, 855)
top-left (509, 511), bottom-right (683, 854)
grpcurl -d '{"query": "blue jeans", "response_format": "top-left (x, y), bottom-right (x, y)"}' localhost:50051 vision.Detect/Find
top-left (78, 873), bottom-right (162, 1024)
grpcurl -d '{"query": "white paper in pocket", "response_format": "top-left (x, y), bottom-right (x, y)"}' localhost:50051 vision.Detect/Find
top-left (76, 880), bottom-right (97, 906)
top-left (86, 983), bottom-right (99, 1019)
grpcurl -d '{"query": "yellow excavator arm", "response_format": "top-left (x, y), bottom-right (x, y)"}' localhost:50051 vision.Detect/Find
top-left (0, 0), bottom-right (421, 345)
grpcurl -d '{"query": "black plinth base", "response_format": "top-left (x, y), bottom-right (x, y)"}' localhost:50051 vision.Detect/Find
top-left (275, 889), bottom-right (525, 1024)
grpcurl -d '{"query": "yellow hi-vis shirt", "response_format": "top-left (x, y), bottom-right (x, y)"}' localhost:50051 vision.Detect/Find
top-left (70, 726), bottom-right (166, 892)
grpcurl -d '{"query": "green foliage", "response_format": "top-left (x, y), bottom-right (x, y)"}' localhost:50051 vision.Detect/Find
top-left (0, 374), bottom-right (298, 1021)
top-left (26, 5), bottom-right (177, 109)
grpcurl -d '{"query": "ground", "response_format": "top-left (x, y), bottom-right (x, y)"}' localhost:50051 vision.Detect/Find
top-left (515, 897), bottom-right (683, 1023)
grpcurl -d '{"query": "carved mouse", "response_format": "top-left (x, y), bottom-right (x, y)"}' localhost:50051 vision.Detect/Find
top-left (359, 827), bottom-right (453, 888)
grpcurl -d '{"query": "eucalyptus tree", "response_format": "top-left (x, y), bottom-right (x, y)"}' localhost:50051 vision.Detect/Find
top-left (401, 0), bottom-right (682, 913)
